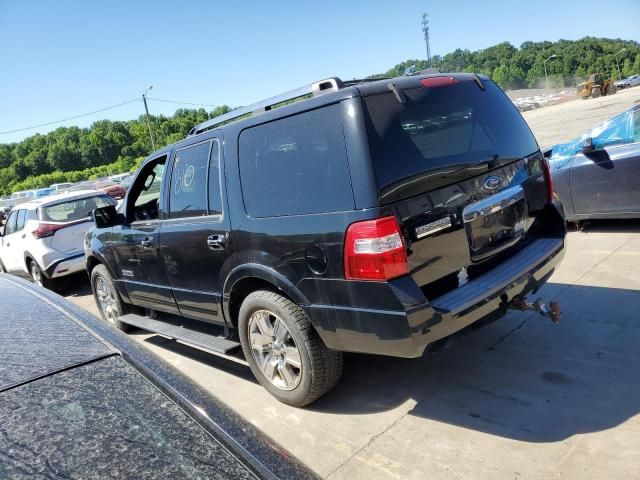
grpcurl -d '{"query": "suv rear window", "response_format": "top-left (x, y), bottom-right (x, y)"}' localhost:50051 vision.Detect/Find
top-left (239, 104), bottom-right (353, 217)
top-left (363, 79), bottom-right (539, 200)
top-left (40, 195), bottom-right (115, 222)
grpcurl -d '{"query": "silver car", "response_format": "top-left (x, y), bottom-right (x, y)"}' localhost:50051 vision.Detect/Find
top-left (546, 105), bottom-right (640, 222)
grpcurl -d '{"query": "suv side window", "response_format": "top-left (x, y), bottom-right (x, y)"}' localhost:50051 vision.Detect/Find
top-left (169, 141), bottom-right (211, 219)
top-left (4, 211), bottom-right (17, 235)
top-left (239, 104), bottom-right (353, 218)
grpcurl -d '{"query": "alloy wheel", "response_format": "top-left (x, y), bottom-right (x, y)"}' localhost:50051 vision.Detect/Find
top-left (248, 310), bottom-right (303, 391)
top-left (95, 276), bottom-right (119, 325)
top-left (30, 263), bottom-right (43, 287)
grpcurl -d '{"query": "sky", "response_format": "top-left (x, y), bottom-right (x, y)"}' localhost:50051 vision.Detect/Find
top-left (1, 0), bottom-right (638, 144)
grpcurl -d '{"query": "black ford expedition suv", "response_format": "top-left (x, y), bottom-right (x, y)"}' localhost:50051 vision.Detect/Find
top-left (85, 73), bottom-right (565, 406)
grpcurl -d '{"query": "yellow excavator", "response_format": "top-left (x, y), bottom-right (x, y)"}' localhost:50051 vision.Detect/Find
top-left (577, 73), bottom-right (617, 99)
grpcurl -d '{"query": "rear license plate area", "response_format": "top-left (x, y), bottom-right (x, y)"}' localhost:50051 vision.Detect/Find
top-left (463, 186), bottom-right (528, 261)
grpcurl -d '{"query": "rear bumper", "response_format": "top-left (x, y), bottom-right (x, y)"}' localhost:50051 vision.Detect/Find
top-left (307, 236), bottom-right (565, 358)
top-left (44, 253), bottom-right (85, 279)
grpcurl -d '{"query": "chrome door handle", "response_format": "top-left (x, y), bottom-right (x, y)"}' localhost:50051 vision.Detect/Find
top-left (141, 237), bottom-right (153, 248)
top-left (207, 234), bottom-right (226, 250)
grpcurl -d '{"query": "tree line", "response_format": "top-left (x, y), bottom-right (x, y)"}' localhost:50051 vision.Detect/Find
top-left (376, 37), bottom-right (640, 89)
top-left (0, 107), bottom-right (230, 195)
top-left (2, 37), bottom-right (640, 195)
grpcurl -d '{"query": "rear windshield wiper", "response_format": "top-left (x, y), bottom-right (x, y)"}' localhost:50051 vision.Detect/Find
top-left (442, 154), bottom-right (515, 180)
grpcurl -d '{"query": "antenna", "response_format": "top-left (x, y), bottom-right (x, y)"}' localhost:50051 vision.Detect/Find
top-left (421, 13), bottom-right (432, 67)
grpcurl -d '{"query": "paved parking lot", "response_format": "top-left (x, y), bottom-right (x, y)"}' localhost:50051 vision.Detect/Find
top-left (61, 87), bottom-right (640, 479)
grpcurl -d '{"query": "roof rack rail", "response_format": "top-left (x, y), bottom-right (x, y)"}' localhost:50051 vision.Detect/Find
top-left (187, 77), bottom-right (345, 137)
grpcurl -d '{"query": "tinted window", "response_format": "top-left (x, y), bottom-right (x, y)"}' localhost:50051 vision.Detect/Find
top-left (41, 195), bottom-right (114, 222)
top-left (363, 80), bottom-right (539, 197)
top-left (208, 140), bottom-right (223, 215)
top-left (239, 104), bottom-right (353, 217)
top-left (15, 210), bottom-right (26, 231)
top-left (4, 211), bottom-right (18, 235)
top-left (170, 142), bottom-right (210, 219)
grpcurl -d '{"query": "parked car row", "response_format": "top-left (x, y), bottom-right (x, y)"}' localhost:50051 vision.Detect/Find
top-left (0, 173), bottom-right (132, 213)
top-left (614, 74), bottom-right (640, 90)
top-left (512, 91), bottom-right (573, 112)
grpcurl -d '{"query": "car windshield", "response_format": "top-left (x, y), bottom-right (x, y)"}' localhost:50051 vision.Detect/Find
top-left (40, 195), bottom-right (114, 222)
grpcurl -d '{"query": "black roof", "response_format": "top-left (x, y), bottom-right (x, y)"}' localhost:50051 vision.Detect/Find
top-left (0, 274), bottom-right (316, 480)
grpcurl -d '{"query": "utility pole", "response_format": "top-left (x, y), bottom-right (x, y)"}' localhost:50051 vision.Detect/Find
top-left (543, 55), bottom-right (557, 91)
top-left (614, 48), bottom-right (626, 80)
top-left (421, 13), bottom-right (431, 67)
top-left (142, 85), bottom-right (156, 151)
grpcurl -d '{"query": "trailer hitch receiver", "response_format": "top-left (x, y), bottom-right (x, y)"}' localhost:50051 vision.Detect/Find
top-left (508, 295), bottom-right (561, 323)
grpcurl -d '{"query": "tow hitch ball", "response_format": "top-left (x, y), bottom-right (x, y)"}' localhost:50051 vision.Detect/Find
top-left (508, 295), bottom-right (561, 323)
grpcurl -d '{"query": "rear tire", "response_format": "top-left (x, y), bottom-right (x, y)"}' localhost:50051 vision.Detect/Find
top-left (29, 260), bottom-right (55, 291)
top-left (608, 84), bottom-right (617, 95)
top-left (91, 264), bottom-right (132, 332)
top-left (238, 290), bottom-right (343, 407)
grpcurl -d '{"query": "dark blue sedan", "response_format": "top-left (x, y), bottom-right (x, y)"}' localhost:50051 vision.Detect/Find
top-left (546, 105), bottom-right (640, 222)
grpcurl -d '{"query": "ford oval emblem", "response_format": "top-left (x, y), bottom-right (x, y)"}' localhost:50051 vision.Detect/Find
top-left (483, 175), bottom-right (503, 191)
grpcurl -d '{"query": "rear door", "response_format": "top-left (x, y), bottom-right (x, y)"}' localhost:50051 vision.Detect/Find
top-left (571, 108), bottom-right (640, 216)
top-left (361, 77), bottom-right (551, 298)
top-left (159, 138), bottom-right (231, 324)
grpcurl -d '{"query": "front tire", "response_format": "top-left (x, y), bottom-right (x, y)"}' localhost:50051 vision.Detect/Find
top-left (91, 264), bottom-right (131, 332)
top-left (238, 290), bottom-right (343, 407)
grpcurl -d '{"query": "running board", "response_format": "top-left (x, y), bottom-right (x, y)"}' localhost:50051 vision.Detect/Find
top-left (118, 314), bottom-right (241, 355)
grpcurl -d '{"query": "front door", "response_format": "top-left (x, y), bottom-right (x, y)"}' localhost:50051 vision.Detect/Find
top-left (160, 138), bottom-right (231, 324)
top-left (118, 156), bottom-right (179, 314)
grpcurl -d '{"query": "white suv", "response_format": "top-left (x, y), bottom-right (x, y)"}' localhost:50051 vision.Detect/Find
top-left (0, 190), bottom-right (115, 289)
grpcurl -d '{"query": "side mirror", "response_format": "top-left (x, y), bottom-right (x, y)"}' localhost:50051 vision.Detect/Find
top-left (143, 171), bottom-right (156, 191)
top-left (92, 205), bottom-right (124, 228)
top-left (581, 137), bottom-right (595, 154)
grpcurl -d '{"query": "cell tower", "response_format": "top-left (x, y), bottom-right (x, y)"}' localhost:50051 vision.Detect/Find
top-left (421, 13), bottom-right (432, 67)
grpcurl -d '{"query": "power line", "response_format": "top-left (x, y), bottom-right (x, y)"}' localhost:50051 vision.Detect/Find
top-left (147, 97), bottom-right (220, 108)
top-left (0, 98), bottom-right (140, 135)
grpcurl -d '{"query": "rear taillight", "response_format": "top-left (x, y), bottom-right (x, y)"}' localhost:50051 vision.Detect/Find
top-left (420, 76), bottom-right (458, 88)
top-left (541, 157), bottom-right (554, 203)
top-left (344, 216), bottom-right (409, 281)
top-left (32, 223), bottom-right (66, 239)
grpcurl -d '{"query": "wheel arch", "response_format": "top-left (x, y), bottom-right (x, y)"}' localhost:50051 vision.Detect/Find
top-left (23, 251), bottom-right (40, 275)
top-left (223, 264), bottom-right (309, 330)
top-left (86, 253), bottom-right (130, 302)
